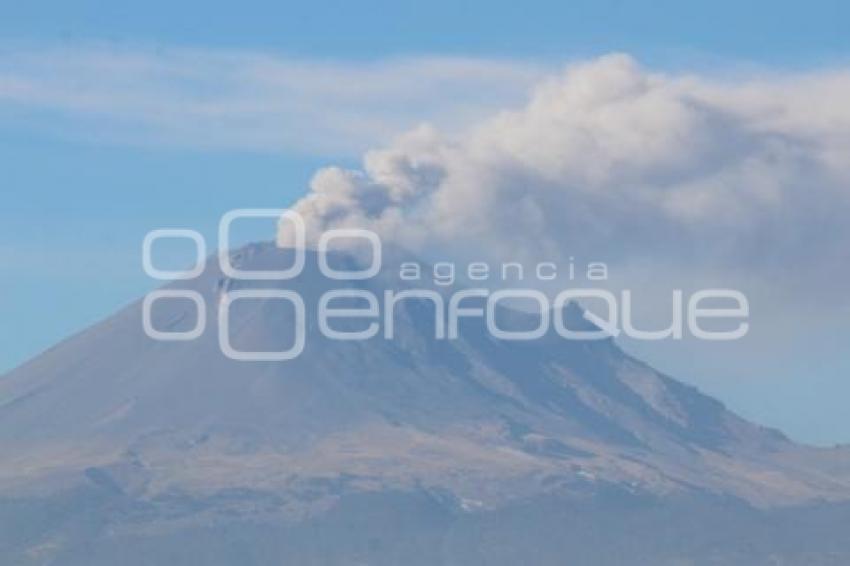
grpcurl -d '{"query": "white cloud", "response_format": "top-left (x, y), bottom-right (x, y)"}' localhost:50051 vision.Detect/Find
top-left (280, 54), bottom-right (850, 312)
top-left (0, 42), bottom-right (547, 154)
top-left (3, 44), bottom-right (849, 308)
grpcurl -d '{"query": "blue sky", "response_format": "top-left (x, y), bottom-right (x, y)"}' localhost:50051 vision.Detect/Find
top-left (2, 0), bottom-right (848, 63)
top-left (2, 0), bottom-right (849, 445)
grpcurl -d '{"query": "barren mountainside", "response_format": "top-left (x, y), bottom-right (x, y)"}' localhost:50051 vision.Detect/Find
top-left (2, 243), bottom-right (850, 565)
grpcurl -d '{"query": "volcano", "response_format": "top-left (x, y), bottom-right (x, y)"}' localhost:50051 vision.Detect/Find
top-left (2, 242), bottom-right (850, 565)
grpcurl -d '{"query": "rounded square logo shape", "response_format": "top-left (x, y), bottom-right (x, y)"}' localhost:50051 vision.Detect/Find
top-left (219, 209), bottom-right (305, 280)
top-left (142, 290), bottom-right (207, 341)
top-left (218, 289), bottom-right (306, 361)
top-left (317, 228), bottom-right (382, 280)
top-left (143, 229), bottom-right (206, 280)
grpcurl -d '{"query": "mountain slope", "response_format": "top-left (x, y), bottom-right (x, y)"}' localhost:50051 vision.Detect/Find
top-left (2, 242), bottom-right (850, 564)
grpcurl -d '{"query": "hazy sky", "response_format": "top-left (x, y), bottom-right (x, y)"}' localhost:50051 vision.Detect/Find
top-left (2, 0), bottom-right (849, 445)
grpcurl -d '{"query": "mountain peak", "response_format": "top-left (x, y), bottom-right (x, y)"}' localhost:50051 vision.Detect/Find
top-left (1, 243), bottom-right (849, 511)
